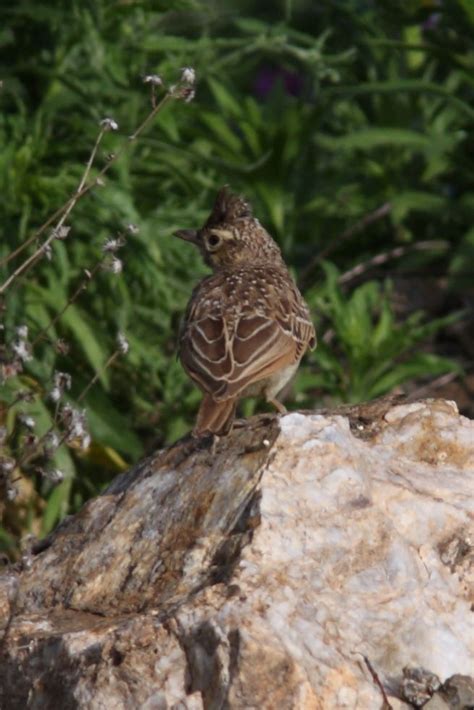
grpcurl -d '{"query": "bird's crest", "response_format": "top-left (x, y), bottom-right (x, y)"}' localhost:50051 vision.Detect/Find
top-left (205, 186), bottom-right (252, 227)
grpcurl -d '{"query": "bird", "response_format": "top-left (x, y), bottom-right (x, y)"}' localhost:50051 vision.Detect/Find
top-left (174, 187), bottom-right (316, 438)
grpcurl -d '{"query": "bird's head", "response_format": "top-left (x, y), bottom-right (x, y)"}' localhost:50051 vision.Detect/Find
top-left (174, 187), bottom-right (284, 271)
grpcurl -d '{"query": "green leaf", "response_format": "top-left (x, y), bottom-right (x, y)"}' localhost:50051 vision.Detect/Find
top-left (256, 183), bottom-right (286, 234)
top-left (372, 300), bottom-right (394, 351)
top-left (233, 18), bottom-right (269, 34)
top-left (82, 388), bottom-right (143, 459)
top-left (200, 112), bottom-right (242, 154)
top-left (207, 78), bottom-right (243, 119)
top-left (42, 479), bottom-right (72, 535)
top-left (391, 191), bottom-right (447, 221)
top-left (458, 0), bottom-right (474, 24)
top-left (62, 305), bottom-right (109, 388)
top-left (12, 396), bottom-right (76, 536)
top-left (323, 81), bottom-right (474, 120)
top-left (315, 128), bottom-right (434, 152)
top-left (369, 354), bottom-right (460, 398)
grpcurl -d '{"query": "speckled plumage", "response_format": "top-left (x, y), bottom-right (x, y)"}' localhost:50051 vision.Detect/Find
top-left (175, 187), bottom-right (316, 436)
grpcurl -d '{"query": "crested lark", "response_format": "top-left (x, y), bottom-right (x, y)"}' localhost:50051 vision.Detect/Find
top-left (175, 187), bottom-right (316, 437)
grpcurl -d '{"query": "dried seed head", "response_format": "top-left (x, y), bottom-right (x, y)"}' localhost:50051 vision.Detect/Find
top-left (48, 468), bottom-right (65, 484)
top-left (12, 339), bottom-right (32, 363)
top-left (181, 67), bottom-right (196, 84)
top-left (44, 431), bottom-right (60, 455)
top-left (54, 371), bottom-right (72, 392)
top-left (117, 331), bottom-right (129, 355)
top-left (103, 238), bottom-right (119, 253)
top-left (6, 485), bottom-right (18, 502)
top-left (102, 236), bottom-right (125, 253)
top-left (0, 457), bottom-right (15, 474)
top-left (16, 325), bottom-right (28, 340)
top-left (49, 371), bottom-right (71, 402)
top-left (16, 390), bottom-right (36, 404)
top-left (60, 404), bottom-right (90, 450)
top-left (100, 117), bottom-right (119, 131)
top-left (18, 415), bottom-right (36, 430)
top-left (144, 74), bottom-right (163, 86)
top-left (59, 402), bottom-right (73, 422)
top-left (1, 360), bottom-right (23, 381)
top-left (42, 242), bottom-right (53, 260)
top-left (49, 386), bottom-right (61, 403)
top-left (126, 223), bottom-right (139, 235)
top-left (110, 257), bottom-right (123, 274)
top-left (52, 225), bottom-right (71, 240)
top-left (103, 256), bottom-right (123, 274)
top-left (169, 83), bottom-right (195, 103)
top-left (80, 432), bottom-right (91, 450)
top-left (54, 339), bottom-right (70, 356)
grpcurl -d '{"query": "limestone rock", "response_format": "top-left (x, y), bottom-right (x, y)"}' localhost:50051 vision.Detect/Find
top-left (0, 399), bottom-right (473, 709)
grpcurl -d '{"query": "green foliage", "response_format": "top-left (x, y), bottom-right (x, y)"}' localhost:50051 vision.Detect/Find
top-left (1, 0), bottom-right (472, 554)
top-left (300, 264), bottom-right (462, 404)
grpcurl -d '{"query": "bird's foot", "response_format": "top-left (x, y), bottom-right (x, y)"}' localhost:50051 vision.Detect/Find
top-left (267, 398), bottom-right (287, 415)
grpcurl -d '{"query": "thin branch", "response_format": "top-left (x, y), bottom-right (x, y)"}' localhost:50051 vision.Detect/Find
top-left (77, 350), bottom-right (120, 403)
top-left (300, 202), bottom-right (392, 288)
top-left (15, 343), bottom-right (123, 469)
top-left (0, 202), bottom-right (77, 268)
top-left (16, 405), bottom-right (73, 471)
top-left (129, 92), bottom-right (172, 141)
top-left (408, 371), bottom-right (461, 400)
top-left (31, 258), bottom-right (105, 348)
top-left (338, 240), bottom-right (448, 285)
top-left (0, 129), bottom-right (105, 294)
top-left (0, 91), bottom-right (173, 294)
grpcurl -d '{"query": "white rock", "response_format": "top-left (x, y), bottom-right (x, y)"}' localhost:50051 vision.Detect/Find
top-left (174, 402), bottom-right (473, 707)
top-left (1, 400), bottom-right (472, 708)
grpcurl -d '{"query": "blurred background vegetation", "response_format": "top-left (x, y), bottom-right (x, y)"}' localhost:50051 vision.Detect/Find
top-left (1, 0), bottom-right (473, 557)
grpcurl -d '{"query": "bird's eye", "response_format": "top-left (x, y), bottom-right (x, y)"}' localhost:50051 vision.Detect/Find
top-left (207, 234), bottom-right (221, 249)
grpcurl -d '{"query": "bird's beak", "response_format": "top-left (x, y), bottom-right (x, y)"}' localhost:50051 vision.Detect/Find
top-left (173, 229), bottom-right (199, 245)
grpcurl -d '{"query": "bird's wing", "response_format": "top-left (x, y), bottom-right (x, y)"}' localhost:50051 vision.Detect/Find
top-left (179, 270), bottom-right (315, 402)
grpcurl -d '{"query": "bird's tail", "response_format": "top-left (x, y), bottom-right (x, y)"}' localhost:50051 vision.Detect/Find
top-left (193, 395), bottom-right (237, 437)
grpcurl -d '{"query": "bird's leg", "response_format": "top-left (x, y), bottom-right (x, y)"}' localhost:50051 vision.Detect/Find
top-left (210, 433), bottom-right (220, 456)
top-left (267, 397), bottom-right (287, 415)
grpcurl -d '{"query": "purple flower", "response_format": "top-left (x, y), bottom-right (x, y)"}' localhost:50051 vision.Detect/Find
top-left (422, 13), bottom-right (441, 32)
top-left (253, 66), bottom-right (304, 100)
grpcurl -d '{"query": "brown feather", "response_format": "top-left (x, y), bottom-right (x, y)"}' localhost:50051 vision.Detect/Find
top-left (214, 329), bottom-right (298, 401)
top-left (194, 394), bottom-right (237, 437)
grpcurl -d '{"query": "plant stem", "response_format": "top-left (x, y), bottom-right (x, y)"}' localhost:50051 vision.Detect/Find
top-left (16, 346), bottom-right (121, 468)
top-left (338, 240), bottom-right (448, 285)
top-left (300, 203), bottom-right (392, 288)
top-left (77, 350), bottom-right (120, 403)
top-left (0, 129), bottom-right (105, 294)
top-left (0, 89), bottom-right (173, 293)
top-left (31, 258), bottom-right (105, 348)
top-left (128, 92), bottom-right (172, 141)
